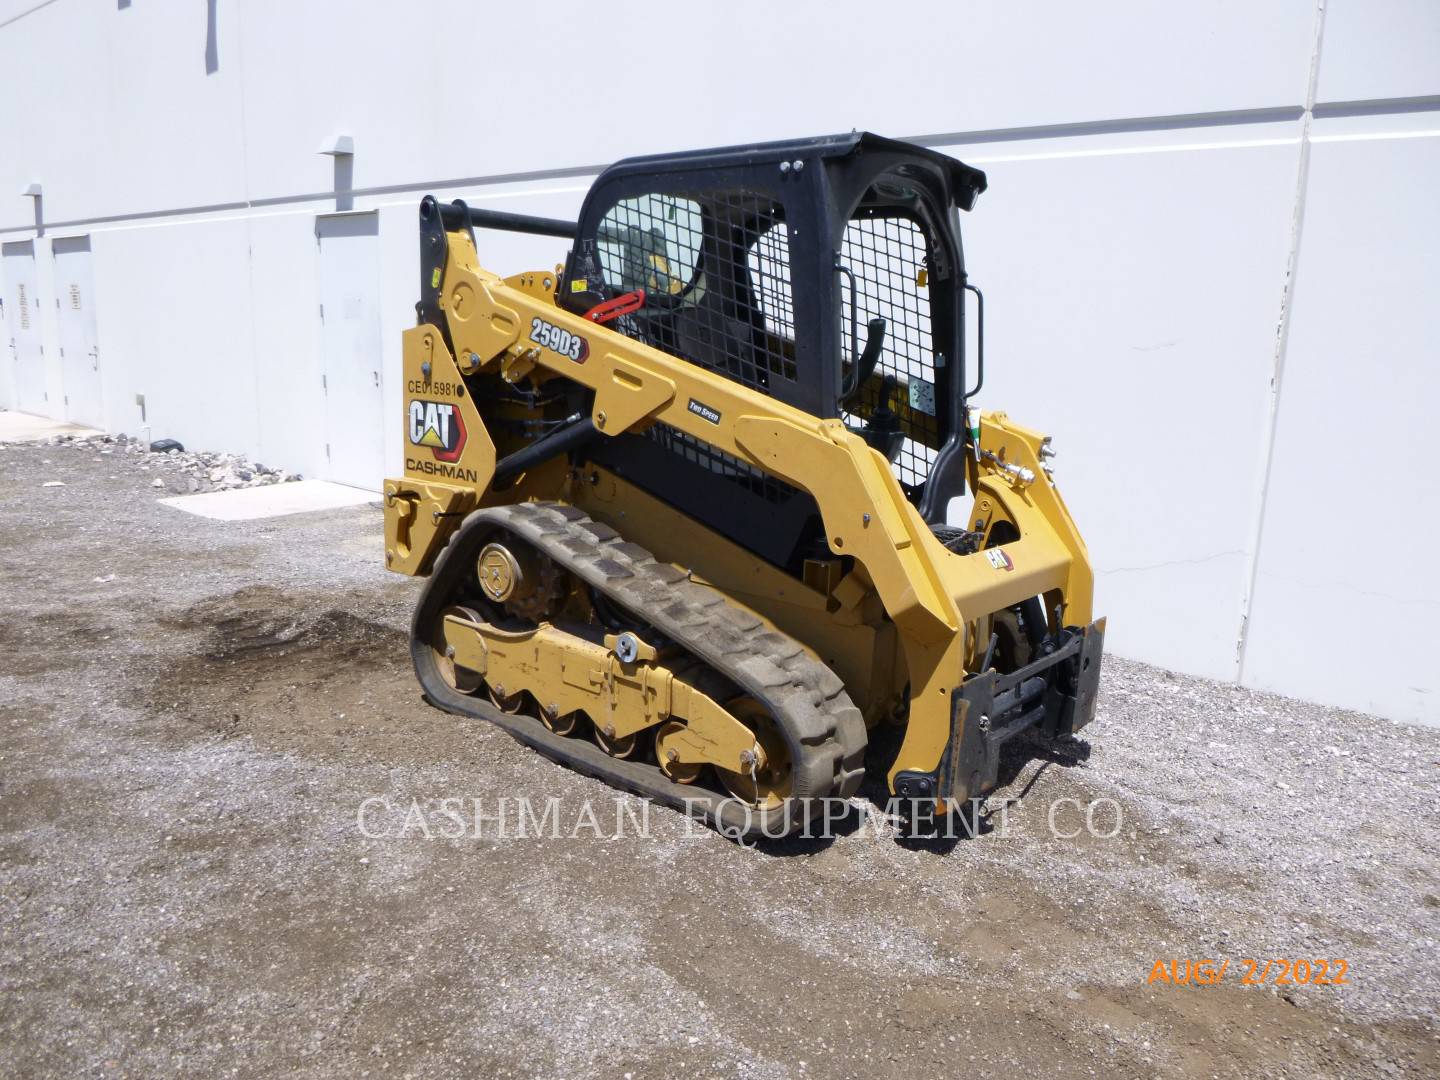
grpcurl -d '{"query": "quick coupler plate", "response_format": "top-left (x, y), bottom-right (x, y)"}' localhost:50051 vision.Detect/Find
top-left (938, 618), bottom-right (1106, 803)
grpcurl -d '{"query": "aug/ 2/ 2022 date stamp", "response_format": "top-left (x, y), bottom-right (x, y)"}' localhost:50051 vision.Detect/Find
top-left (1148, 959), bottom-right (1351, 987)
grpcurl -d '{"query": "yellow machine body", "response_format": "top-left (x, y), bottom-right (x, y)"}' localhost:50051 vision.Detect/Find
top-left (387, 230), bottom-right (1101, 812)
top-left (385, 136), bottom-right (1104, 835)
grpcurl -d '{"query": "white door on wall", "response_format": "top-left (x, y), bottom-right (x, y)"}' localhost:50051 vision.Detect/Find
top-left (2, 241), bottom-right (46, 415)
top-left (52, 236), bottom-right (103, 428)
top-left (316, 213), bottom-right (384, 490)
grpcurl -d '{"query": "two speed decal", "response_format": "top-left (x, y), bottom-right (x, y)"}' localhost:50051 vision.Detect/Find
top-left (687, 398), bottom-right (722, 424)
top-left (529, 317), bottom-right (589, 363)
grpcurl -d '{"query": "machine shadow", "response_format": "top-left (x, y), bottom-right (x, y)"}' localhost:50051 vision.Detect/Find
top-left (749, 727), bottom-right (1091, 858)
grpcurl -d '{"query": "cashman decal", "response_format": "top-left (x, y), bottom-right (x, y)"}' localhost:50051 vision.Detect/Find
top-left (408, 399), bottom-right (467, 463)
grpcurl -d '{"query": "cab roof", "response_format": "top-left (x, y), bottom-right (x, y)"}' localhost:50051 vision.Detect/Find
top-left (604, 131), bottom-right (988, 212)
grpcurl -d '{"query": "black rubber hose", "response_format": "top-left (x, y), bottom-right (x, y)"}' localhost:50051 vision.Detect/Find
top-left (493, 416), bottom-right (599, 486)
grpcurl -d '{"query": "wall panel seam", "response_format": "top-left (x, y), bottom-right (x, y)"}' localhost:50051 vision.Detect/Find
top-left (1236, 0), bottom-right (1328, 680)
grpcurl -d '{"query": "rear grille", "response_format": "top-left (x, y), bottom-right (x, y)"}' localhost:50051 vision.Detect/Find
top-left (644, 423), bottom-right (795, 505)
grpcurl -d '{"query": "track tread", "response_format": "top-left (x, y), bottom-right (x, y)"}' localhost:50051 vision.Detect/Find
top-left (413, 501), bottom-right (869, 833)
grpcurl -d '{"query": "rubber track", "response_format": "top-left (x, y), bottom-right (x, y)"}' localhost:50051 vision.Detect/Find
top-left (411, 501), bottom-right (868, 837)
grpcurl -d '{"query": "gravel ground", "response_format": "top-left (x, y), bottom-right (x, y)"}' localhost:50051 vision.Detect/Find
top-left (1, 433), bottom-right (1436, 1079)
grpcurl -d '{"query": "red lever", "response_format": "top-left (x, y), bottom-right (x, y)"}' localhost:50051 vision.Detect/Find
top-left (584, 289), bottom-right (646, 324)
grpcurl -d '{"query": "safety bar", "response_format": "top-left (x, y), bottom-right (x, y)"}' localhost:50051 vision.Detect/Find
top-left (434, 201), bottom-right (578, 239)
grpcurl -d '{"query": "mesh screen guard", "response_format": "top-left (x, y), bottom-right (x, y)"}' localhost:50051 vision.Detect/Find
top-left (595, 190), bottom-right (798, 394)
top-left (584, 180), bottom-right (951, 499)
top-left (838, 211), bottom-right (939, 489)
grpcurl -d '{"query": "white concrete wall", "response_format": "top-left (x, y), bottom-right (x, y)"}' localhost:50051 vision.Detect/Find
top-left (2, 0), bottom-right (1437, 725)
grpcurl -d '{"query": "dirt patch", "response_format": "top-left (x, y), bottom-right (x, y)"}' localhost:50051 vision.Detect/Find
top-left (132, 587), bottom-right (458, 764)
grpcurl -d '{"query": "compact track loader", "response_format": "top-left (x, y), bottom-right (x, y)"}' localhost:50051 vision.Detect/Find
top-left (384, 133), bottom-right (1105, 837)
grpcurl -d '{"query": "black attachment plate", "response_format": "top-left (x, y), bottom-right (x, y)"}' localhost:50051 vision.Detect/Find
top-left (939, 618), bottom-right (1106, 802)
